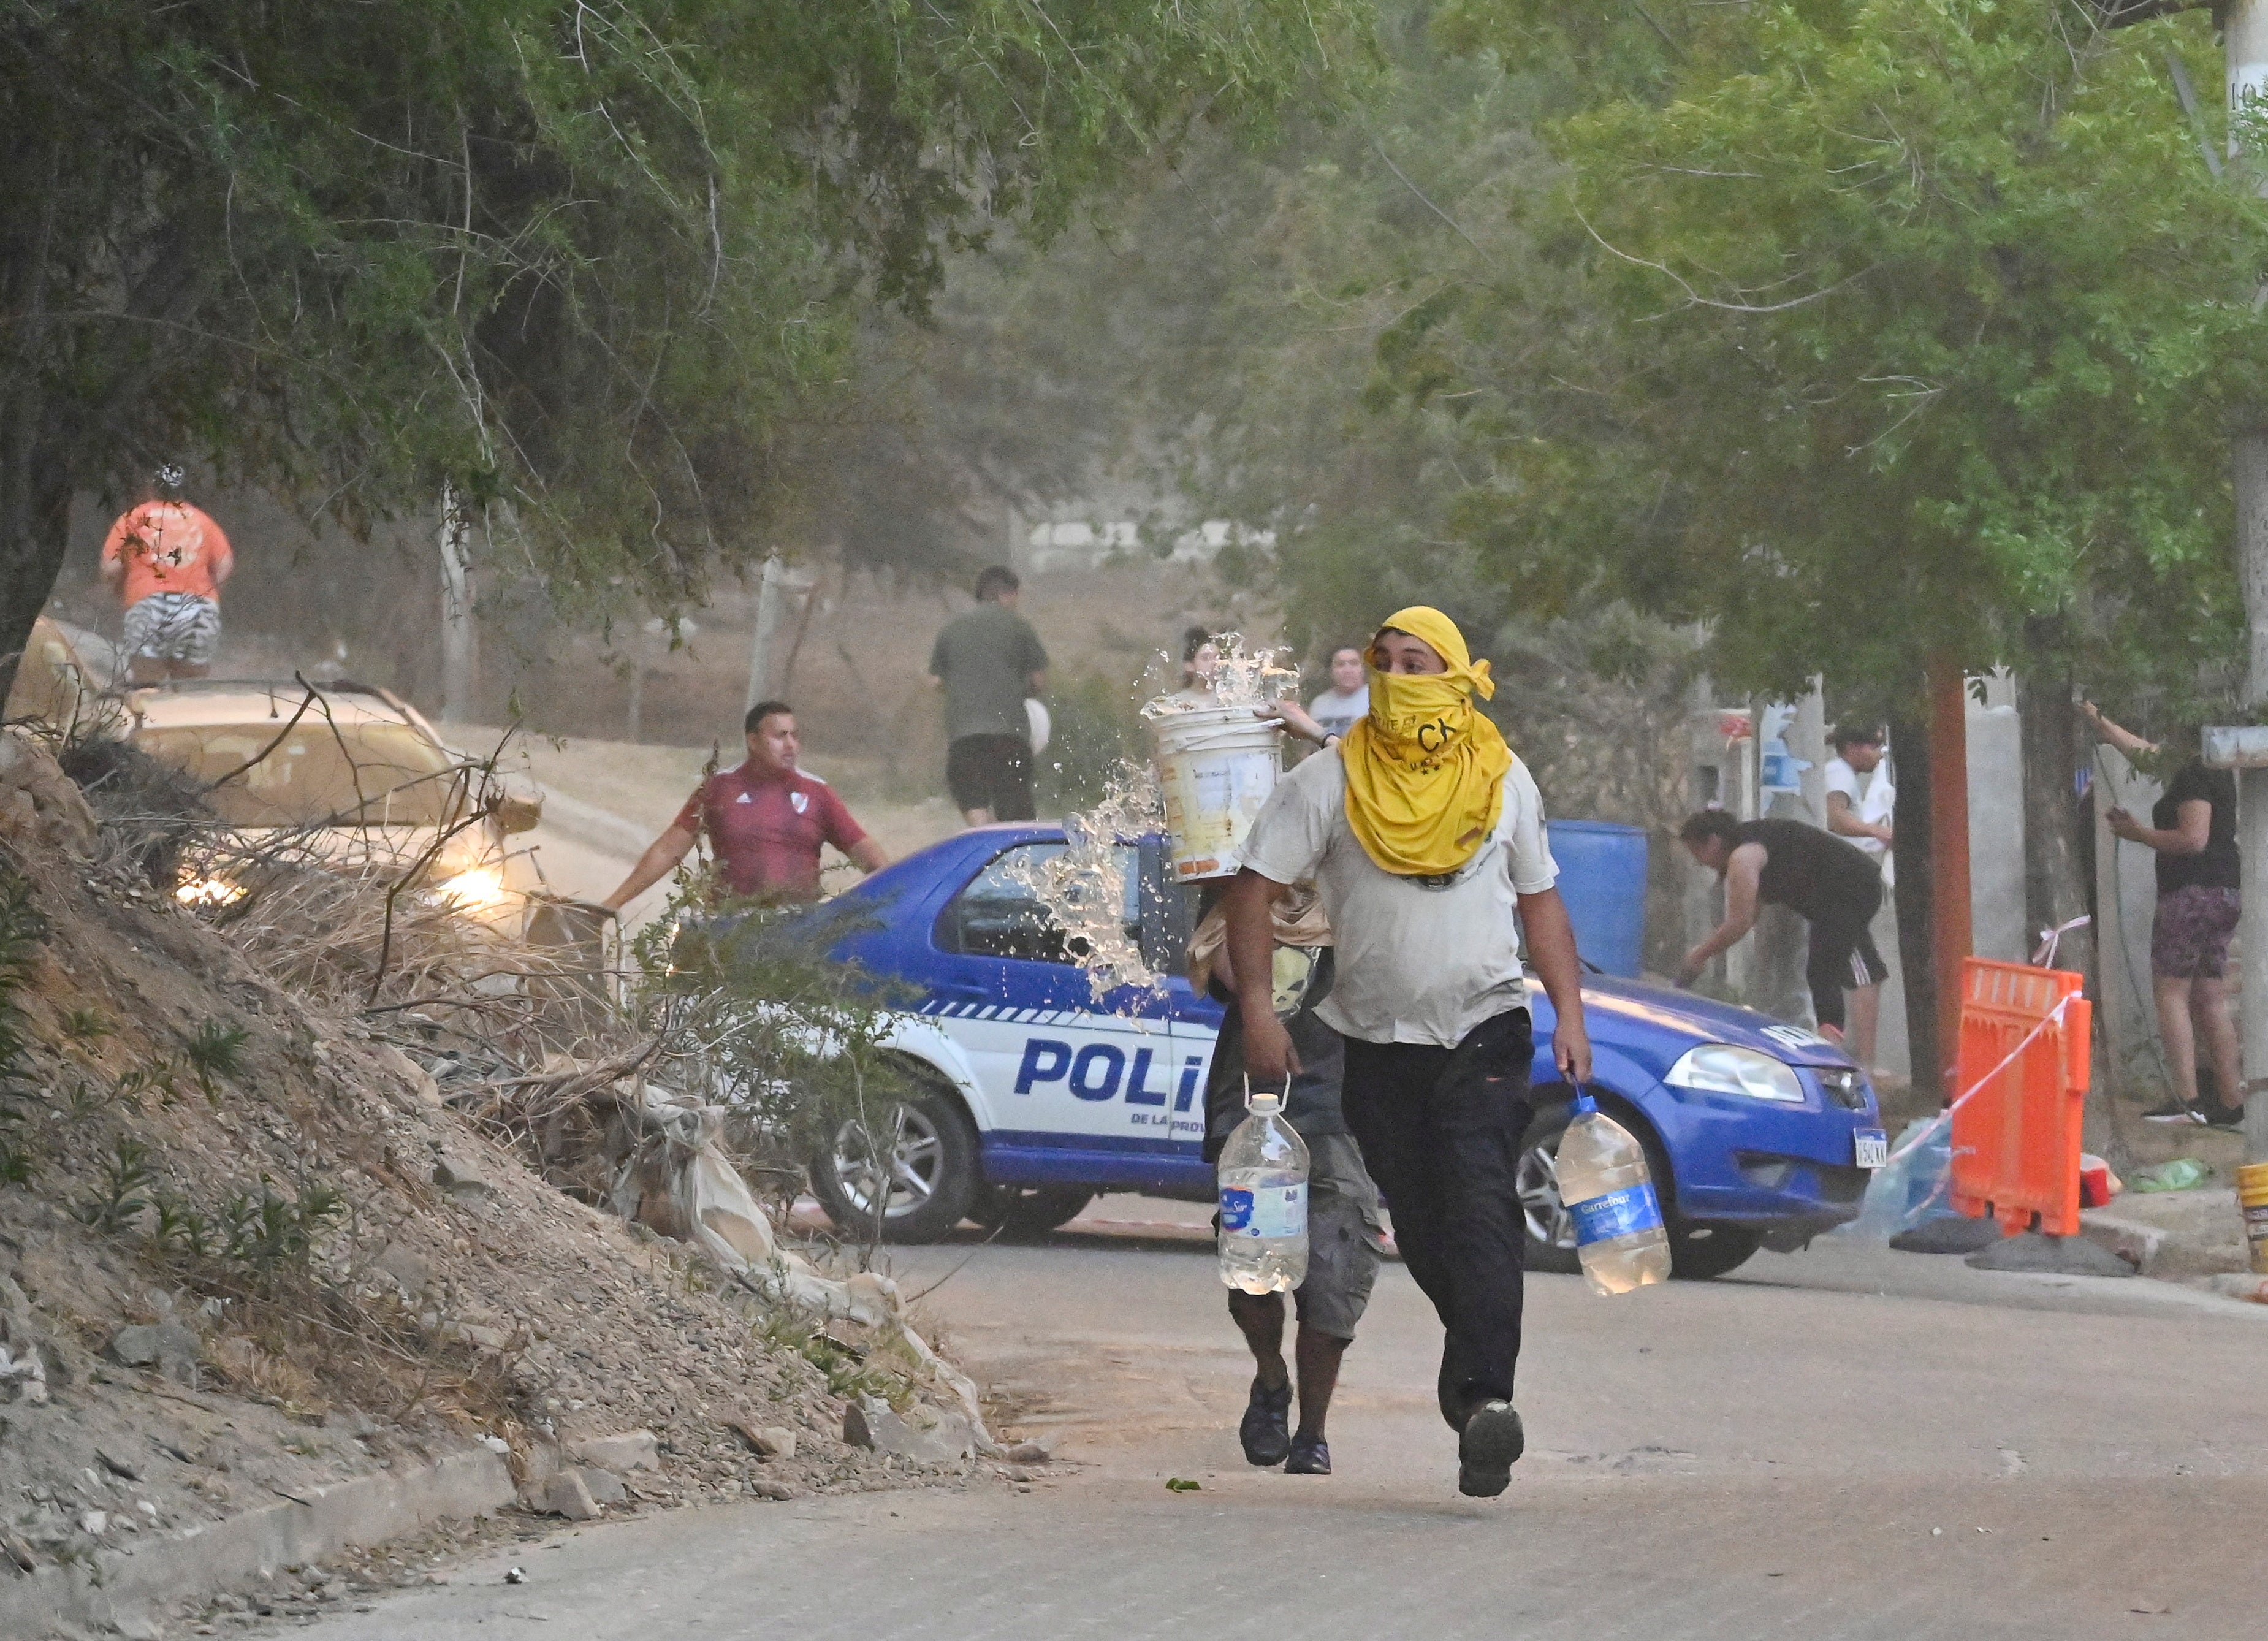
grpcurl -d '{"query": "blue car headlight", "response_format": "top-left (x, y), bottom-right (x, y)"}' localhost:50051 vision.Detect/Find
top-left (1664, 1043), bottom-right (1805, 1104)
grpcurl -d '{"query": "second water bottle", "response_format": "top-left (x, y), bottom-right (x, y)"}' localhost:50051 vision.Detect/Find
top-left (1556, 1089), bottom-right (1670, 1295)
top-left (1217, 1082), bottom-right (1309, 1293)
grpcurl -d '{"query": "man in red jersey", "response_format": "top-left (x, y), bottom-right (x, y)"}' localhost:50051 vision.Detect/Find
top-left (603, 702), bottom-right (889, 910)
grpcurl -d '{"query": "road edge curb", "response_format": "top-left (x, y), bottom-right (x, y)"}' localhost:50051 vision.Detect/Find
top-left (0, 1446), bottom-right (514, 1639)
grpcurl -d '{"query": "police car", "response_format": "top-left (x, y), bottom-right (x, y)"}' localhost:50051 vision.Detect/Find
top-left (806, 823), bottom-right (1886, 1279)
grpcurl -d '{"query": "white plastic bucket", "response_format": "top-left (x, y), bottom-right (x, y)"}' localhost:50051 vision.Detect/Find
top-left (1151, 705), bottom-right (1282, 881)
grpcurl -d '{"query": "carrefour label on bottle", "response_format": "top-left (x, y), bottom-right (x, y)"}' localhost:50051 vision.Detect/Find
top-left (1220, 1183), bottom-right (1305, 1239)
top-left (1567, 1182), bottom-right (1663, 1247)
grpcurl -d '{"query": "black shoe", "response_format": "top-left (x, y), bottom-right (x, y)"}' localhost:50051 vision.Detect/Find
top-left (2142, 1100), bottom-right (2205, 1124)
top-left (2204, 1103), bottom-right (2245, 1130)
top-left (1457, 1401), bottom-right (1524, 1498)
top-left (1284, 1433), bottom-right (1331, 1475)
top-left (1239, 1376), bottom-right (1292, 1467)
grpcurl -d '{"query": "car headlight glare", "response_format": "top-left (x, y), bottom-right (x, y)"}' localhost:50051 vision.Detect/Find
top-left (436, 866), bottom-right (509, 911)
top-left (1664, 1043), bottom-right (1805, 1104)
top-left (175, 870), bottom-right (244, 908)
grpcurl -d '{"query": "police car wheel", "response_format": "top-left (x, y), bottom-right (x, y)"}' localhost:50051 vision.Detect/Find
top-left (810, 1091), bottom-right (980, 1244)
top-left (972, 1185), bottom-right (1094, 1240)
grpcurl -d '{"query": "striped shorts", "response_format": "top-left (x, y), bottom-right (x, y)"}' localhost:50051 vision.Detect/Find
top-left (121, 593), bottom-right (221, 666)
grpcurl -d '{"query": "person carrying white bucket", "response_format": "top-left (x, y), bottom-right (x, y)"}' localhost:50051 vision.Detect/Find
top-left (1149, 632), bottom-right (1336, 883)
top-left (1222, 606), bottom-right (1592, 1499)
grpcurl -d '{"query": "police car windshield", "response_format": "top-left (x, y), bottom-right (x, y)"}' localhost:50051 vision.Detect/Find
top-left (935, 841), bottom-right (1141, 965)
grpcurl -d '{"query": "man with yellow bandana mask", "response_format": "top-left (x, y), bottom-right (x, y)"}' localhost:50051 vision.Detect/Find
top-left (1227, 608), bottom-right (1591, 1500)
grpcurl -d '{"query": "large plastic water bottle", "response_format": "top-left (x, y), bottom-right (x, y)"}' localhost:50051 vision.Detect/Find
top-left (1556, 1089), bottom-right (1669, 1295)
top-left (1217, 1083), bottom-right (1309, 1293)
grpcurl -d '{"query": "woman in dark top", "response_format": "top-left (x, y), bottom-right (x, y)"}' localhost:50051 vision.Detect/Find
top-left (2085, 703), bottom-right (2242, 1127)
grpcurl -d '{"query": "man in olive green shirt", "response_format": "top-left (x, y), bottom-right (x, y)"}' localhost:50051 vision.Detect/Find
top-left (928, 566), bottom-right (1049, 824)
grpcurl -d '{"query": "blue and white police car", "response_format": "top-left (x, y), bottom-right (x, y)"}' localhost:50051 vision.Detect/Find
top-left (805, 823), bottom-right (1886, 1280)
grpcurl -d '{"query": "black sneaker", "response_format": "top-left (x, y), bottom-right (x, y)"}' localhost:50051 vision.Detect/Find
top-left (1239, 1376), bottom-right (1292, 1467)
top-left (2204, 1103), bottom-right (2245, 1130)
top-left (1284, 1433), bottom-right (1331, 1475)
top-left (1457, 1401), bottom-right (1525, 1498)
top-left (2142, 1100), bottom-right (2205, 1124)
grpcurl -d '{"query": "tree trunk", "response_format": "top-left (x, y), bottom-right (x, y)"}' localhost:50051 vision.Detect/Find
top-left (0, 407), bottom-right (74, 704)
top-left (1889, 706), bottom-right (1939, 1101)
top-left (2017, 660), bottom-right (2092, 979)
top-left (0, 148), bottom-right (66, 702)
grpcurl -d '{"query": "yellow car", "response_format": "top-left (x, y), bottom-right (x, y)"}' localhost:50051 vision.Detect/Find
top-left (2, 615), bottom-right (100, 729)
top-left (124, 679), bottom-right (542, 927)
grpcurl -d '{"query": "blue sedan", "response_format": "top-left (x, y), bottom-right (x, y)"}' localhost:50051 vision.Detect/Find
top-left (804, 823), bottom-right (1885, 1279)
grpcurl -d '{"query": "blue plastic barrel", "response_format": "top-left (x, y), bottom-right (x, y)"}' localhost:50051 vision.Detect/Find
top-left (1545, 820), bottom-right (1649, 978)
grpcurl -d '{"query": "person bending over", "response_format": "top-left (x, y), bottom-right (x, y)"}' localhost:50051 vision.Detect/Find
top-left (1675, 810), bottom-right (1887, 1065)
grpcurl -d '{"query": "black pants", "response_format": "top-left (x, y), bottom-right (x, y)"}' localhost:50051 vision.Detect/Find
top-left (1804, 882), bottom-right (1887, 1032)
top-left (1339, 1008), bottom-right (1534, 1423)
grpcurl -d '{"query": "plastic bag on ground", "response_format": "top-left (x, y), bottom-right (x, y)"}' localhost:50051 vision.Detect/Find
top-left (605, 1079), bottom-right (995, 1450)
top-left (2128, 1157), bottom-right (2210, 1194)
top-left (1838, 1114), bottom-right (1958, 1242)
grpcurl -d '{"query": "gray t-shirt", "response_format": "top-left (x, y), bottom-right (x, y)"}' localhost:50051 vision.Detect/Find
top-left (929, 603), bottom-right (1049, 744)
top-left (1239, 750), bottom-right (1558, 1048)
top-left (1307, 685), bottom-right (1368, 742)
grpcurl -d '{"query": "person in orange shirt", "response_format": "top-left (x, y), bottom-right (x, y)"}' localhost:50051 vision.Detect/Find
top-left (101, 463), bottom-right (235, 683)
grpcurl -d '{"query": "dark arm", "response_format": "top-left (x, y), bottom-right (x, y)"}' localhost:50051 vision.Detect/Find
top-left (1223, 868), bottom-right (1298, 1084)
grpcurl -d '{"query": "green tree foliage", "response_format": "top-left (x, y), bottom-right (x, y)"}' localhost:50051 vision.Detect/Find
top-left (0, 0), bottom-right (1375, 689)
top-left (1423, 1), bottom-right (2268, 719)
top-left (903, 10), bottom-right (1708, 823)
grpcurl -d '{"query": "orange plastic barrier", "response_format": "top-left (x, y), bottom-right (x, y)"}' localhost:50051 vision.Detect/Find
top-left (1948, 958), bottom-right (2092, 1238)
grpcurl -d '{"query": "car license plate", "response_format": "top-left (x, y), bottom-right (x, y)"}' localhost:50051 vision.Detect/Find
top-left (1854, 1128), bottom-right (1889, 1170)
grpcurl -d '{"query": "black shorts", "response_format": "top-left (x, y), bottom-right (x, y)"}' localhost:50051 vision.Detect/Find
top-left (946, 733), bottom-right (1035, 820)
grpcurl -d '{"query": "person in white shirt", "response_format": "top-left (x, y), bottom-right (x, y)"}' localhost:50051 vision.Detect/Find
top-left (1228, 606), bottom-right (1589, 1501)
top-left (1822, 725), bottom-right (1894, 878)
top-left (1306, 645), bottom-right (1369, 742)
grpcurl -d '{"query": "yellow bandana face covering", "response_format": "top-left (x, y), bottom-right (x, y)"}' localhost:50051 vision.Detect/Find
top-left (1339, 607), bottom-right (1513, 876)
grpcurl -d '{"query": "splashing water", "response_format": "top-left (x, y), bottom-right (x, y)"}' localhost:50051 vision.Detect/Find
top-left (1140, 631), bottom-right (1302, 718)
top-left (1014, 632), bottom-right (1303, 1011)
top-left (1000, 758), bottom-right (1167, 1007)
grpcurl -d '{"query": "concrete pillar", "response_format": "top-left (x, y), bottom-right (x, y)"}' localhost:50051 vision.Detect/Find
top-left (1928, 661), bottom-right (1973, 1089)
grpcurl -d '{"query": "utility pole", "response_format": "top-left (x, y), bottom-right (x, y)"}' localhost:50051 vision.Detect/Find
top-left (1927, 660), bottom-right (1974, 1090)
top-left (744, 555), bottom-right (786, 718)
top-left (437, 483), bottom-right (478, 723)
top-left (2228, 2), bottom-right (2268, 1167)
